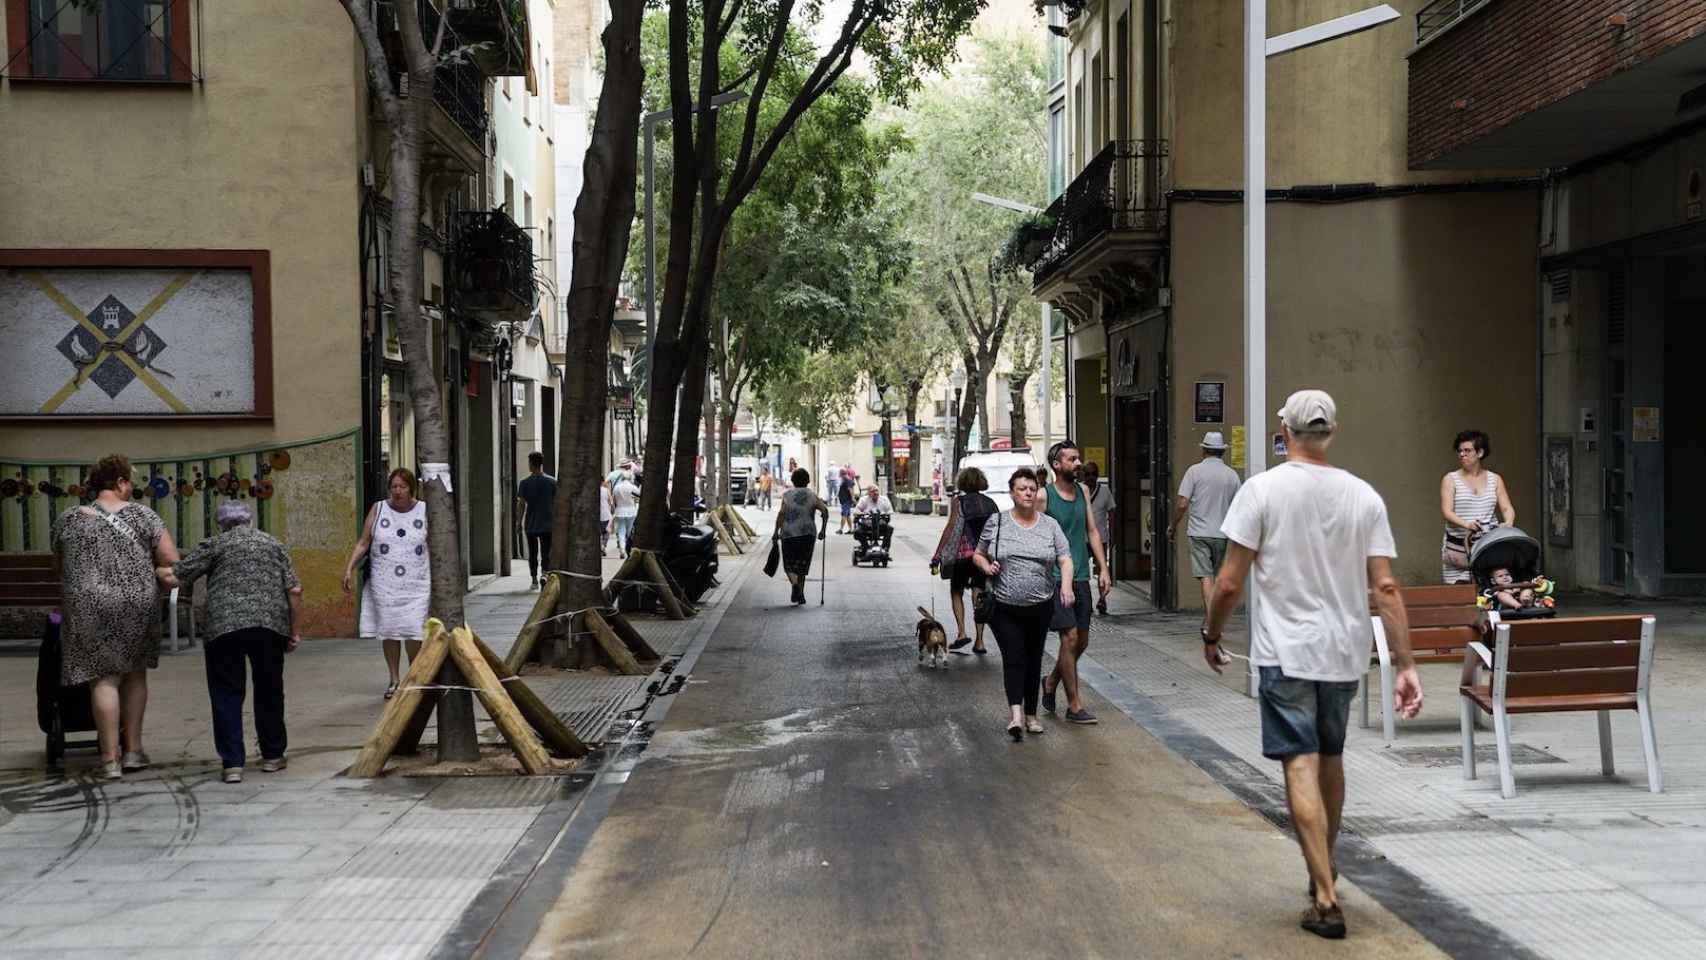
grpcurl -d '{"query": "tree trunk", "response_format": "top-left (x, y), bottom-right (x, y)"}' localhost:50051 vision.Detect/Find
top-left (551, 0), bottom-right (646, 620)
top-left (903, 383), bottom-right (921, 493)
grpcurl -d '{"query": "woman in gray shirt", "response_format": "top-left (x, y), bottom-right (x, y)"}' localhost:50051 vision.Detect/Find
top-left (974, 467), bottom-right (1074, 741)
top-left (774, 468), bottom-right (829, 605)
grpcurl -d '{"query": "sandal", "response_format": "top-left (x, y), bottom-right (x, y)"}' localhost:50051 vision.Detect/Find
top-left (1006, 723), bottom-right (1023, 742)
top-left (949, 636), bottom-right (972, 650)
top-left (973, 645), bottom-right (987, 656)
top-left (1025, 718), bottom-right (1045, 735)
top-left (384, 681), bottom-right (398, 700)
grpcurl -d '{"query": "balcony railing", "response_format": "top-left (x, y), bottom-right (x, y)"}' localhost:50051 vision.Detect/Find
top-left (433, 60), bottom-right (488, 145)
top-left (1415, 0), bottom-right (1491, 45)
top-left (446, 0), bottom-right (529, 77)
top-left (450, 210), bottom-right (536, 320)
top-left (1024, 139), bottom-right (1168, 284)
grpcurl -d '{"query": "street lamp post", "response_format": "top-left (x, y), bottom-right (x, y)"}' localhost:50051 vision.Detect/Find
top-left (1242, 2), bottom-right (1398, 695)
top-left (950, 368), bottom-right (966, 482)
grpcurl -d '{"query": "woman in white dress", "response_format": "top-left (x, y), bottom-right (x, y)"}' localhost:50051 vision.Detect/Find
top-left (342, 468), bottom-right (431, 698)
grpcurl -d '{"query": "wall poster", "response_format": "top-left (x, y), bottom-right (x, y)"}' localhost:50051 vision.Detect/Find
top-left (1546, 435), bottom-right (1572, 548)
top-left (1194, 380), bottom-right (1225, 423)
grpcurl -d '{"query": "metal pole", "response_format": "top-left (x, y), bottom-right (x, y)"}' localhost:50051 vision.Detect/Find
top-left (1243, 0), bottom-right (1266, 698)
top-left (1040, 304), bottom-right (1051, 459)
top-left (643, 119), bottom-right (657, 396)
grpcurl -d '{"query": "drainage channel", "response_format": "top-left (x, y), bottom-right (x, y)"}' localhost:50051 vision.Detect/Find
top-left (434, 552), bottom-right (762, 960)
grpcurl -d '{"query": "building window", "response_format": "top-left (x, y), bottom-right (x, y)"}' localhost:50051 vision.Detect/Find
top-left (1046, 5), bottom-right (1065, 89)
top-left (7, 0), bottom-right (192, 82)
top-left (503, 174), bottom-right (515, 216)
top-left (523, 192), bottom-right (533, 229)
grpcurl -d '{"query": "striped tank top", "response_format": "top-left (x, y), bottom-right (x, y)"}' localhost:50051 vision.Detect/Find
top-left (1445, 471), bottom-right (1499, 539)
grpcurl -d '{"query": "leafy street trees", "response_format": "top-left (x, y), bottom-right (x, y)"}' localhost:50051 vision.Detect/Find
top-left (630, 0), bottom-right (984, 553)
top-left (881, 32), bottom-right (1048, 461)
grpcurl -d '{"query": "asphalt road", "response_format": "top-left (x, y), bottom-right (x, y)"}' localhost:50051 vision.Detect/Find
top-left (522, 513), bottom-right (1445, 959)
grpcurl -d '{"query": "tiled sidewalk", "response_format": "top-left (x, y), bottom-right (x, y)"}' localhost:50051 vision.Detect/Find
top-left (1083, 596), bottom-right (1706, 960)
top-left (0, 531), bottom-right (757, 959)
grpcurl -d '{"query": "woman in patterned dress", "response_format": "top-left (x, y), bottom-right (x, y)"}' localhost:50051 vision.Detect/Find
top-left (1440, 430), bottom-right (1516, 584)
top-left (51, 454), bottom-right (179, 781)
top-left (342, 468), bottom-right (430, 698)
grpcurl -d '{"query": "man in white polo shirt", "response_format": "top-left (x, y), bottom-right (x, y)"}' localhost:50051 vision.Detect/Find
top-left (1169, 431), bottom-right (1242, 610)
top-left (1201, 389), bottom-right (1422, 941)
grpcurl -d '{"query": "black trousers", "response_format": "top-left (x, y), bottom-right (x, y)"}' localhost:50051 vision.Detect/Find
top-left (526, 531), bottom-right (552, 579)
top-left (205, 627), bottom-right (287, 769)
top-left (990, 599), bottom-right (1053, 713)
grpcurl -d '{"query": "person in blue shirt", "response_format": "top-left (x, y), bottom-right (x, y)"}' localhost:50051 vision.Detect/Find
top-left (515, 452), bottom-right (558, 590)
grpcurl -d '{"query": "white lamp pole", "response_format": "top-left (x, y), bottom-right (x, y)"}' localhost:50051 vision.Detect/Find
top-left (1243, 2), bottom-right (1398, 696)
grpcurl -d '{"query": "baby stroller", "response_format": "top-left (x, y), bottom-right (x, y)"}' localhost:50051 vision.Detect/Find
top-left (851, 513), bottom-right (892, 567)
top-left (1469, 526), bottom-right (1557, 621)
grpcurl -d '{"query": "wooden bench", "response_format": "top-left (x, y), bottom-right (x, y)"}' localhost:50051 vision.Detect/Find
top-left (0, 552), bottom-right (196, 650)
top-left (1363, 583), bottom-right (1484, 745)
top-left (0, 554), bottom-right (61, 639)
top-left (1460, 614), bottom-right (1660, 799)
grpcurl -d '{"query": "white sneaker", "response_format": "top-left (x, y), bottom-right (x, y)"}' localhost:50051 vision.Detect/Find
top-left (100, 760), bottom-right (123, 781)
top-left (222, 768), bottom-right (243, 784)
top-left (259, 756), bottom-right (286, 773)
top-left (121, 751), bottom-right (150, 772)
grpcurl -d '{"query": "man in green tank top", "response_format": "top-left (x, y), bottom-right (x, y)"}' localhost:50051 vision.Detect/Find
top-left (1041, 440), bottom-right (1111, 724)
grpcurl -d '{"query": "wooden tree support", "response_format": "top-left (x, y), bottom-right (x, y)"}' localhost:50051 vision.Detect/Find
top-left (349, 619), bottom-right (591, 777)
top-left (469, 630), bottom-right (588, 758)
top-left (504, 572), bottom-right (564, 673)
top-left (606, 548), bottom-right (693, 620)
top-left (705, 510), bottom-right (742, 555)
top-left (719, 505), bottom-right (758, 541)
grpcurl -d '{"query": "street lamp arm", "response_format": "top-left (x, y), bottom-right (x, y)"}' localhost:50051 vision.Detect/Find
top-left (1265, 5), bottom-right (1399, 58)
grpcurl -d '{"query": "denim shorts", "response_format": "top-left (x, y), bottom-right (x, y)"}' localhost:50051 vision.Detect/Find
top-left (1258, 666), bottom-right (1359, 760)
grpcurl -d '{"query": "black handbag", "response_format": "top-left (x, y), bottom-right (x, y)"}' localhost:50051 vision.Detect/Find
top-left (764, 536), bottom-right (781, 578)
top-left (973, 514), bottom-right (1000, 624)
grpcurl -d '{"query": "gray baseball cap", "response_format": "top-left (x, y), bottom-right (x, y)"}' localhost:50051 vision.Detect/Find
top-left (1277, 389), bottom-right (1337, 433)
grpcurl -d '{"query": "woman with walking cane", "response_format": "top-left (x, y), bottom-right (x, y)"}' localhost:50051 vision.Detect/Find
top-left (774, 468), bottom-right (829, 605)
top-left (972, 468), bottom-right (1073, 742)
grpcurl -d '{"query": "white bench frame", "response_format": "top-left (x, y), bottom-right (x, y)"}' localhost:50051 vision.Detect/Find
top-left (164, 586), bottom-right (198, 652)
top-left (1460, 615), bottom-right (1661, 799)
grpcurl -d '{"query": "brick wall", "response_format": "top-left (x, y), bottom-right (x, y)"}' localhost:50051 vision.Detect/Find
top-left (1409, 0), bottom-right (1706, 167)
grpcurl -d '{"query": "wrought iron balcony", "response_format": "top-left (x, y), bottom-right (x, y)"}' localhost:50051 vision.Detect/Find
top-left (432, 60), bottom-right (488, 145)
top-left (450, 210), bottom-right (536, 321)
top-left (1415, 0), bottom-right (1492, 46)
top-left (1024, 139), bottom-right (1168, 285)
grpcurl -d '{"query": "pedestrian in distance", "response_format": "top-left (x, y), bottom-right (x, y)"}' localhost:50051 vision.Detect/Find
top-left (836, 467), bottom-right (856, 534)
top-left (1039, 440), bottom-right (1112, 725)
top-left (757, 465), bottom-right (775, 511)
top-left (611, 470), bottom-right (640, 557)
top-left (1083, 461), bottom-right (1116, 615)
top-left (1440, 429), bottom-right (1514, 584)
top-left (931, 466), bottom-right (997, 655)
top-left (973, 468), bottom-right (1073, 741)
top-left (1169, 432), bottom-right (1242, 611)
top-left (774, 468), bottom-right (829, 605)
top-left (171, 500), bottom-right (300, 784)
top-left (50, 454), bottom-right (179, 781)
top-left (515, 452), bottom-right (557, 590)
top-left (598, 476), bottom-right (614, 556)
top-left (342, 467), bottom-right (429, 701)
top-left (1202, 389), bottom-right (1423, 940)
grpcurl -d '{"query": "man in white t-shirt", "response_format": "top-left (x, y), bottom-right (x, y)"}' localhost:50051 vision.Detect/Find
top-left (1201, 389), bottom-right (1421, 941)
top-left (1170, 432), bottom-right (1242, 610)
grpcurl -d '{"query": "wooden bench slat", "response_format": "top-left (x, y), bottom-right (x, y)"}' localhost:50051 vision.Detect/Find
top-left (1368, 583), bottom-right (1478, 612)
top-left (0, 585), bottom-right (63, 601)
top-left (1408, 606), bottom-right (1483, 628)
top-left (1503, 616), bottom-right (1646, 646)
top-left (1504, 667), bottom-right (1637, 698)
top-left (1410, 625), bottom-right (1479, 651)
top-left (1509, 641), bottom-right (1641, 672)
top-left (1461, 686), bottom-right (1638, 714)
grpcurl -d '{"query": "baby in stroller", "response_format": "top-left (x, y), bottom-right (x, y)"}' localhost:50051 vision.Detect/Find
top-left (1470, 526), bottom-right (1558, 618)
top-left (1486, 567), bottom-right (1555, 611)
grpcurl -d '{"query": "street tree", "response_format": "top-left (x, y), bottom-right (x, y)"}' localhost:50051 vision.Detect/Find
top-left (335, 0), bottom-right (511, 760)
top-left (631, 0), bottom-right (985, 553)
top-left (546, 2), bottom-right (649, 636)
top-left (881, 32), bottom-right (1047, 462)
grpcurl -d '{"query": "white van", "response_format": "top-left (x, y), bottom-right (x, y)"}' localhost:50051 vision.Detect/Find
top-left (956, 450), bottom-right (1046, 512)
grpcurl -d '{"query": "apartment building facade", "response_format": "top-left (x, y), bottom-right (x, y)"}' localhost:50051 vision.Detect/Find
top-left (2, 0), bottom-right (537, 632)
top-left (1024, 0), bottom-right (1541, 607)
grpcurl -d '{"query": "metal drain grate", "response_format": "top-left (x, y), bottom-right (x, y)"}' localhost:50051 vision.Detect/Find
top-left (1384, 744), bottom-right (1563, 768)
top-left (536, 675), bottom-right (649, 743)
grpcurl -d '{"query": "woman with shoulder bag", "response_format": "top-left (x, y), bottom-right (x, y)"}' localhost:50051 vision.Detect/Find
top-left (1440, 430), bottom-right (1514, 584)
top-left (973, 468), bottom-right (1073, 742)
top-left (931, 467), bottom-right (998, 654)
